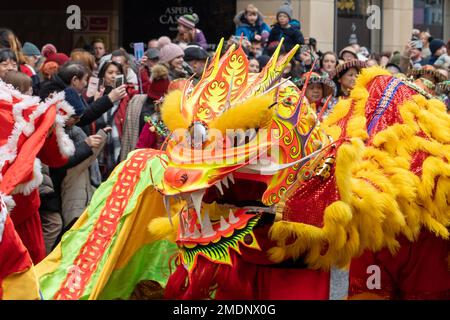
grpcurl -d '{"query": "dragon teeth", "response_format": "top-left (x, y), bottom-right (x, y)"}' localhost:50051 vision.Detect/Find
top-left (163, 196), bottom-right (173, 226)
top-left (190, 189), bottom-right (205, 224)
top-left (201, 210), bottom-right (216, 238)
top-left (215, 181), bottom-right (224, 195)
top-left (191, 224), bottom-right (201, 239)
top-left (228, 209), bottom-right (239, 224)
top-left (219, 216), bottom-right (230, 231)
top-left (228, 173), bottom-right (235, 184)
top-left (179, 212), bottom-right (188, 238)
top-left (221, 176), bottom-right (229, 189)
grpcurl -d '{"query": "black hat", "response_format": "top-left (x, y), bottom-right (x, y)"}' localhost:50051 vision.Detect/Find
top-left (145, 48), bottom-right (160, 60)
top-left (184, 45), bottom-right (209, 62)
top-left (333, 60), bottom-right (367, 79)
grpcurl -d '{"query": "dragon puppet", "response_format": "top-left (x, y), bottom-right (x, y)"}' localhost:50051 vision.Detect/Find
top-left (24, 39), bottom-right (449, 300)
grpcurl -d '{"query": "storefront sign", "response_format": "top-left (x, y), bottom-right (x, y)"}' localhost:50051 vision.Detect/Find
top-left (159, 6), bottom-right (194, 31)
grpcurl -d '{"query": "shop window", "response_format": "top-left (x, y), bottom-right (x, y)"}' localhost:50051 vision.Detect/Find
top-left (414, 0), bottom-right (444, 38)
top-left (335, 0), bottom-right (383, 54)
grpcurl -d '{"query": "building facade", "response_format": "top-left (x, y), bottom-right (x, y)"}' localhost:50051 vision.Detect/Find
top-left (1, 0), bottom-right (449, 55)
top-left (237, 0), bottom-right (450, 54)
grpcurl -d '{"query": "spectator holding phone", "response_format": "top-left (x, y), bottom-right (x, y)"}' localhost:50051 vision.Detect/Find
top-left (399, 37), bottom-right (425, 73)
top-left (139, 48), bottom-right (160, 93)
top-left (110, 49), bottom-right (139, 88)
top-left (297, 45), bottom-right (320, 76)
top-left (39, 61), bottom-right (127, 137)
top-left (46, 87), bottom-right (108, 239)
top-left (96, 61), bottom-right (134, 178)
top-left (234, 4), bottom-right (271, 43)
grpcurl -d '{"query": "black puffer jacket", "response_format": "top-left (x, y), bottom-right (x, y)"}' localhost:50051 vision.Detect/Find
top-left (268, 23), bottom-right (305, 52)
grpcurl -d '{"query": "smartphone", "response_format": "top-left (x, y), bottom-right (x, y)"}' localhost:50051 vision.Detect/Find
top-left (86, 76), bottom-right (100, 97)
top-left (114, 74), bottom-right (124, 88)
top-left (133, 42), bottom-right (145, 62)
top-left (300, 45), bottom-right (310, 53)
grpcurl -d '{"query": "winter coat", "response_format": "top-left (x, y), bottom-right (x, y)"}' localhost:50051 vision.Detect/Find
top-left (268, 23), bottom-right (305, 52)
top-left (61, 128), bottom-right (106, 228)
top-left (48, 125), bottom-right (96, 215)
top-left (234, 11), bottom-right (271, 42)
top-left (39, 165), bottom-right (59, 213)
top-left (194, 29), bottom-right (208, 50)
top-left (163, 62), bottom-right (193, 81)
top-left (119, 94), bottom-right (152, 161)
top-left (136, 122), bottom-right (158, 149)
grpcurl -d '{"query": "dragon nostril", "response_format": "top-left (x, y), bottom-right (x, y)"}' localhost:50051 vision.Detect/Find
top-left (180, 173), bottom-right (189, 184)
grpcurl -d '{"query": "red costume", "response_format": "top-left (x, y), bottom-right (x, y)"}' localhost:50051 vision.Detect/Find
top-left (0, 81), bottom-right (74, 299)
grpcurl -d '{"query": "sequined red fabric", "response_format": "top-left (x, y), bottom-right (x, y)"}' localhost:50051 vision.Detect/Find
top-left (284, 167), bottom-right (340, 227)
top-left (283, 75), bottom-right (432, 226)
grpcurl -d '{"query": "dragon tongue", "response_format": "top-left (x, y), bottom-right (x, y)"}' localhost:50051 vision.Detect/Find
top-left (190, 189), bottom-right (205, 226)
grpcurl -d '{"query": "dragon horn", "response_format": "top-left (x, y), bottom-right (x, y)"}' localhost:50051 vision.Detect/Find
top-left (199, 38), bottom-right (224, 82)
top-left (264, 38), bottom-right (285, 74)
top-left (317, 95), bottom-right (333, 122)
top-left (294, 59), bottom-right (318, 127)
top-left (275, 44), bottom-right (300, 73)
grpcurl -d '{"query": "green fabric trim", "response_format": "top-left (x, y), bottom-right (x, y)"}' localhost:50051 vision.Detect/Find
top-left (81, 154), bottom-right (166, 298)
top-left (97, 240), bottom-right (178, 300)
top-left (39, 150), bottom-right (166, 299)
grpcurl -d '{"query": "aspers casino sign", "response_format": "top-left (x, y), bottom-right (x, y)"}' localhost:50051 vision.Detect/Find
top-left (159, 6), bottom-right (194, 31)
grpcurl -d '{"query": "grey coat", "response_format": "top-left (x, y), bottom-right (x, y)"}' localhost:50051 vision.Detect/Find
top-left (61, 128), bottom-right (106, 227)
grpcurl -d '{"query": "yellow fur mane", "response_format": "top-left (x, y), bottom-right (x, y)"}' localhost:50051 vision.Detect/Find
top-left (161, 90), bottom-right (191, 131)
top-left (269, 66), bottom-right (450, 270)
top-left (209, 94), bottom-right (274, 133)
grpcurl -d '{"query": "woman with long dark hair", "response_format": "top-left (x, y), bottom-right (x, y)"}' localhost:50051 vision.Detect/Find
top-left (96, 60), bottom-right (135, 178)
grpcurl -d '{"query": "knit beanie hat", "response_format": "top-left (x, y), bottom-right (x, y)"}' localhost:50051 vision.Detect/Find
top-left (178, 13), bottom-right (200, 29)
top-left (41, 43), bottom-right (57, 58)
top-left (45, 52), bottom-right (70, 66)
top-left (157, 36), bottom-right (172, 48)
top-left (159, 43), bottom-right (184, 64)
top-left (276, 2), bottom-right (293, 20)
top-left (64, 87), bottom-right (85, 116)
top-left (148, 78), bottom-right (170, 100)
top-left (429, 39), bottom-right (446, 56)
top-left (22, 42), bottom-right (41, 57)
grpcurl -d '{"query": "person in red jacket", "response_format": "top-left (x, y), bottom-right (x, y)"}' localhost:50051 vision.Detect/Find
top-left (0, 78), bottom-right (75, 298)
